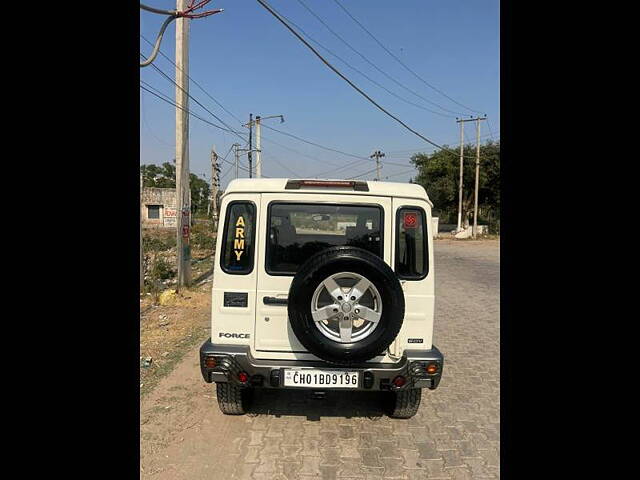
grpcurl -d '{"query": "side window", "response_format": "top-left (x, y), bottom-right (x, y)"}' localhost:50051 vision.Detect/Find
top-left (395, 208), bottom-right (428, 279)
top-left (221, 202), bottom-right (256, 274)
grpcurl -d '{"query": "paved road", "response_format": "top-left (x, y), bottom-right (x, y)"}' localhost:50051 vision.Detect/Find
top-left (140, 239), bottom-right (500, 479)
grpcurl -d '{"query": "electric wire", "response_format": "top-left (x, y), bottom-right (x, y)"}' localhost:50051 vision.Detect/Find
top-left (331, 0), bottom-right (485, 115)
top-left (276, 10), bottom-right (454, 118)
top-left (140, 82), bottom-right (257, 176)
top-left (294, 0), bottom-right (463, 117)
top-left (255, 0), bottom-right (464, 157)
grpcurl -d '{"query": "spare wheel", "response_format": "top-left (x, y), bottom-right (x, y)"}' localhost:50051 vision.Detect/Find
top-left (288, 246), bottom-right (405, 364)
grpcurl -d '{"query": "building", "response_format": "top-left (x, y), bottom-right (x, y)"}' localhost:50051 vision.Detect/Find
top-left (141, 187), bottom-right (177, 228)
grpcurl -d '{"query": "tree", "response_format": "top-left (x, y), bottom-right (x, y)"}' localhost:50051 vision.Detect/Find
top-left (411, 141), bottom-right (500, 231)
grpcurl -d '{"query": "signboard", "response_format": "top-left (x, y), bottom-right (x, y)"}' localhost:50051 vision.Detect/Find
top-left (163, 207), bottom-right (177, 227)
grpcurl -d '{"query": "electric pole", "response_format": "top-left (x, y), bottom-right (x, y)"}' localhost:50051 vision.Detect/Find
top-left (456, 119), bottom-right (464, 232)
top-left (251, 114), bottom-right (284, 178)
top-left (456, 116), bottom-right (486, 236)
top-left (140, 171), bottom-right (144, 291)
top-left (233, 143), bottom-right (240, 179)
top-left (255, 116), bottom-right (262, 178)
top-left (473, 116), bottom-right (487, 238)
top-left (248, 113), bottom-right (253, 178)
top-left (175, 0), bottom-right (191, 289)
top-left (370, 150), bottom-right (385, 181)
top-left (211, 146), bottom-right (220, 231)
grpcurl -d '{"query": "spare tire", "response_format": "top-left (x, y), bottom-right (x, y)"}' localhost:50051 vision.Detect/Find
top-left (288, 246), bottom-right (405, 364)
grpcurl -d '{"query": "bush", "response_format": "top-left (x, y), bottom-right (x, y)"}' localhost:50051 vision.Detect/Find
top-left (143, 232), bottom-right (176, 252)
top-left (190, 223), bottom-right (215, 250)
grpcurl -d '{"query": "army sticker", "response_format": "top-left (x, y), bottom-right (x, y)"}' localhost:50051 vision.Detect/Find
top-left (234, 215), bottom-right (246, 261)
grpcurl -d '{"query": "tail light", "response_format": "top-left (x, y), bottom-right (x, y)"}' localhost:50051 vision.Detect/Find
top-left (426, 363), bottom-right (439, 374)
top-left (392, 376), bottom-right (406, 387)
top-left (204, 355), bottom-right (217, 368)
top-left (238, 372), bottom-right (249, 383)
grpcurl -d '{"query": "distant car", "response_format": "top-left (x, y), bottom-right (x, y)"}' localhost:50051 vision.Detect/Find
top-left (200, 178), bottom-right (443, 418)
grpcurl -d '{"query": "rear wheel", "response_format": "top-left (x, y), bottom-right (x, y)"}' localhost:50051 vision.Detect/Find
top-left (386, 388), bottom-right (422, 419)
top-left (215, 383), bottom-right (253, 415)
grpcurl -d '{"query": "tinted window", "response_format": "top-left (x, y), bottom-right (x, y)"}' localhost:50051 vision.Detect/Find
top-left (221, 202), bottom-right (256, 274)
top-left (267, 203), bottom-right (383, 274)
top-left (396, 208), bottom-right (428, 279)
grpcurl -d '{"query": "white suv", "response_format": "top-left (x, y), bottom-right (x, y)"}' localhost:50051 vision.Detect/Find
top-left (199, 179), bottom-right (443, 418)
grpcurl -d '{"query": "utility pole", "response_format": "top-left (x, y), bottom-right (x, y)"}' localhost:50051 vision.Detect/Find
top-left (251, 114), bottom-right (284, 178)
top-left (456, 116), bottom-right (486, 235)
top-left (211, 146), bottom-right (220, 231)
top-left (233, 143), bottom-right (240, 179)
top-left (370, 150), bottom-right (385, 181)
top-left (175, 0), bottom-right (191, 289)
top-left (473, 116), bottom-right (487, 238)
top-left (248, 113), bottom-right (253, 178)
top-left (140, 171), bottom-right (144, 291)
top-left (255, 116), bottom-right (262, 178)
top-left (456, 119), bottom-right (464, 232)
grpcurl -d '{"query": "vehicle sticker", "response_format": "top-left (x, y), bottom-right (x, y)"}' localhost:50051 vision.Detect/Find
top-left (403, 212), bottom-right (418, 229)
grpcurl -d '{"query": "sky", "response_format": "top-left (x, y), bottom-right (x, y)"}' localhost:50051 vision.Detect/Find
top-left (140, 0), bottom-right (500, 190)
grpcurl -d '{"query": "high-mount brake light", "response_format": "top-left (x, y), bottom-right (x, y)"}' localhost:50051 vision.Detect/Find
top-left (285, 179), bottom-right (369, 191)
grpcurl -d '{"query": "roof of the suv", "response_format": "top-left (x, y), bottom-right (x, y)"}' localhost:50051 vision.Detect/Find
top-left (223, 178), bottom-right (432, 205)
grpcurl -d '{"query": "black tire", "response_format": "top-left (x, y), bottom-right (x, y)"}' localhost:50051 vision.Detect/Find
top-left (215, 383), bottom-right (253, 415)
top-left (386, 388), bottom-right (422, 419)
top-left (288, 246), bottom-right (405, 365)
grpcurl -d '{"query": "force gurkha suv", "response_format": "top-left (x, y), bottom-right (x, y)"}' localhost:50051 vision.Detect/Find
top-left (199, 179), bottom-right (443, 418)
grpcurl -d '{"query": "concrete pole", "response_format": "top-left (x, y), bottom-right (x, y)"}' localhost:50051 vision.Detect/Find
top-left (175, 0), bottom-right (191, 289)
top-left (140, 172), bottom-right (144, 291)
top-left (255, 116), bottom-right (262, 178)
top-left (457, 120), bottom-right (464, 232)
top-left (234, 144), bottom-right (240, 179)
top-left (473, 118), bottom-right (481, 239)
top-left (370, 150), bottom-right (385, 181)
top-left (248, 114), bottom-right (253, 178)
top-left (211, 146), bottom-right (219, 231)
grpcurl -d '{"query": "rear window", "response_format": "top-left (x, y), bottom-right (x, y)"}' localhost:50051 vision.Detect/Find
top-left (395, 207), bottom-right (428, 279)
top-left (221, 201), bottom-right (256, 274)
top-left (267, 203), bottom-right (383, 275)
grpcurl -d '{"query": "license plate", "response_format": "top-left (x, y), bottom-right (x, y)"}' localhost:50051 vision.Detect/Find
top-left (283, 369), bottom-right (359, 388)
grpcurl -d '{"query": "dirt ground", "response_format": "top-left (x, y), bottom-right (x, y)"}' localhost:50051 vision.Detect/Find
top-left (140, 280), bottom-right (212, 397)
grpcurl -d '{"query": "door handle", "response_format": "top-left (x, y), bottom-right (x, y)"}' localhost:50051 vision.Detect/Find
top-left (263, 296), bottom-right (288, 305)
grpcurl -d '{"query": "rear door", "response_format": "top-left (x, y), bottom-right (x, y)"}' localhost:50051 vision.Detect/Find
top-left (254, 193), bottom-right (392, 357)
top-left (210, 193), bottom-right (261, 346)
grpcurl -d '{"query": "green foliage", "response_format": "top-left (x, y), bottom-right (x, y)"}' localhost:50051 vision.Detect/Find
top-left (142, 233), bottom-right (176, 252)
top-left (190, 222), bottom-right (215, 250)
top-left (411, 141), bottom-right (500, 232)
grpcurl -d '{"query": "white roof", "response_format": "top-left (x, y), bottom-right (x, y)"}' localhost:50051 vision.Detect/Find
top-left (223, 178), bottom-right (432, 205)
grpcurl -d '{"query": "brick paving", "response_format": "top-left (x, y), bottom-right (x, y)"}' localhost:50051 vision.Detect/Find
top-left (141, 239), bottom-right (500, 479)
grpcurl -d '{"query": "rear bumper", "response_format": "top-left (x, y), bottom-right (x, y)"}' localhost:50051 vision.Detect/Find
top-left (199, 340), bottom-right (443, 392)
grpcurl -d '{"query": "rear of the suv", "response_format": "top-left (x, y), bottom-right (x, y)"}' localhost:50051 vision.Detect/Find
top-left (200, 179), bottom-right (443, 418)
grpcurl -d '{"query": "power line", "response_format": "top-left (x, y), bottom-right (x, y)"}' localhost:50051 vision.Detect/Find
top-left (331, 0), bottom-right (484, 116)
top-left (255, 0), bottom-right (458, 156)
top-left (347, 166), bottom-right (380, 180)
top-left (276, 10), bottom-right (454, 119)
top-left (141, 34), bottom-right (245, 125)
top-left (141, 53), bottom-right (247, 143)
top-left (140, 82), bottom-right (258, 176)
top-left (294, 0), bottom-right (463, 117)
top-left (142, 32), bottom-right (403, 172)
